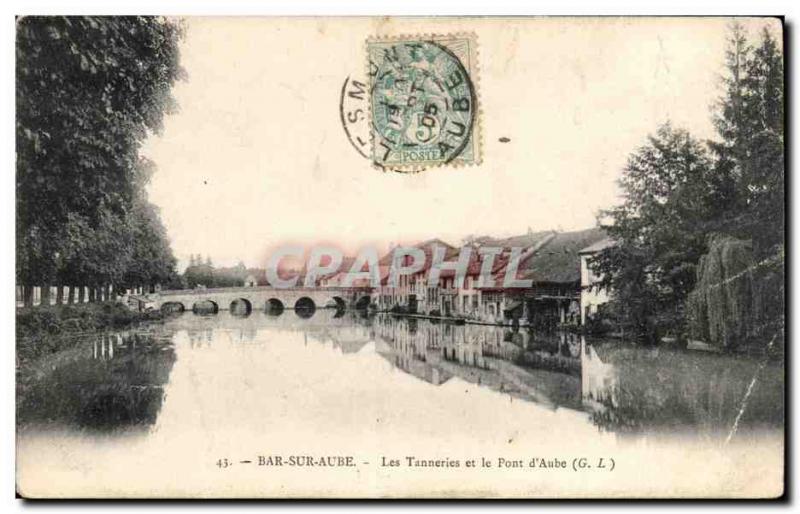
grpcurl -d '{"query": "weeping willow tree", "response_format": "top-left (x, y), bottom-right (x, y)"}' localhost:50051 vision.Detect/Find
top-left (687, 235), bottom-right (768, 348)
top-left (688, 24), bottom-right (786, 350)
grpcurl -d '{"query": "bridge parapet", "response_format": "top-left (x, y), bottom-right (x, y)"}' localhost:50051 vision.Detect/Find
top-left (152, 286), bottom-right (374, 312)
top-left (159, 286), bottom-right (372, 297)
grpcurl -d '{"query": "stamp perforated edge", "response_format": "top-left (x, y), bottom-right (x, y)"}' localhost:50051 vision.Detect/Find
top-left (365, 32), bottom-right (483, 174)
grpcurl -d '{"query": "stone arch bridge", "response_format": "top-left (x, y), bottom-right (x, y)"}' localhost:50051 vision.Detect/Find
top-left (152, 286), bottom-right (374, 314)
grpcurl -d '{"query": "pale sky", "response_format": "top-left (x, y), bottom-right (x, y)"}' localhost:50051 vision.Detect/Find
top-left (142, 17), bottom-right (780, 270)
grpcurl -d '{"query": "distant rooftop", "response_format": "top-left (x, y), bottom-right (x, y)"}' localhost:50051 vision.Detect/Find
top-left (378, 238), bottom-right (459, 268)
top-left (517, 228), bottom-right (608, 284)
top-left (473, 230), bottom-right (555, 249)
top-left (380, 228), bottom-right (610, 285)
top-left (578, 237), bottom-right (615, 255)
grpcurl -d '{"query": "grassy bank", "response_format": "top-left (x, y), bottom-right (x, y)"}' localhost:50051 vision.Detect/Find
top-left (16, 302), bottom-right (165, 364)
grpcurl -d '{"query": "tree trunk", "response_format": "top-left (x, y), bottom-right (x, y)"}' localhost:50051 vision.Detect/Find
top-left (40, 284), bottom-right (51, 306)
top-left (104, 284), bottom-right (111, 302)
top-left (55, 285), bottom-right (64, 305)
top-left (88, 287), bottom-right (96, 303)
top-left (68, 286), bottom-right (75, 304)
top-left (23, 285), bottom-right (33, 307)
top-left (78, 286), bottom-right (85, 303)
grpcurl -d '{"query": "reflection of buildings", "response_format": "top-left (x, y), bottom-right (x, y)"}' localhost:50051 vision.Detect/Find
top-left (366, 316), bottom-right (782, 438)
top-left (580, 339), bottom-right (618, 409)
top-left (161, 310), bottom-right (782, 439)
top-left (371, 315), bottom-right (587, 409)
top-left (373, 316), bottom-right (453, 386)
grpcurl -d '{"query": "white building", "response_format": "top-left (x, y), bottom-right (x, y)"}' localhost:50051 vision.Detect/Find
top-left (578, 238), bottom-right (614, 325)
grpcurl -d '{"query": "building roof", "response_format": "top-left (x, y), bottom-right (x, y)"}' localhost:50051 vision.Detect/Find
top-left (379, 239), bottom-right (459, 271)
top-left (380, 229), bottom-right (608, 287)
top-left (578, 237), bottom-right (615, 255)
top-left (517, 228), bottom-right (608, 284)
top-left (466, 231), bottom-right (557, 279)
top-left (473, 230), bottom-right (555, 250)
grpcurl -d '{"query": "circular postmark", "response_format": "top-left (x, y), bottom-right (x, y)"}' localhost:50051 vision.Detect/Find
top-left (339, 76), bottom-right (371, 160)
top-left (369, 41), bottom-right (476, 169)
top-left (339, 75), bottom-right (409, 173)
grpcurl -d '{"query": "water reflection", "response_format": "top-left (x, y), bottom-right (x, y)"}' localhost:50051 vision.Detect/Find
top-left (583, 341), bottom-right (784, 436)
top-left (229, 298), bottom-right (252, 316)
top-left (365, 316), bottom-right (783, 438)
top-left (17, 309), bottom-right (783, 441)
top-left (17, 331), bottom-right (176, 432)
top-left (369, 316), bottom-right (585, 409)
top-left (261, 311), bottom-right (783, 439)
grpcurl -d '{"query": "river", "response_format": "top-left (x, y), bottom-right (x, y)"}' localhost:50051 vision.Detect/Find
top-left (16, 309), bottom-right (784, 498)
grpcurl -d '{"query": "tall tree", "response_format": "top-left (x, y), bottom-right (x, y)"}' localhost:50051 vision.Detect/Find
top-left (709, 23), bottom-right (784, 257)
top-left (16, 16), bottom-right (184, 303)
top-left (740, 27), bottom-right (784, 257)
top-left (685, 23), bottom-right (785, 347)
top-left (595, 123), bottom-right (716, 341)
top-left (597, 23), bottom-right (785, 345)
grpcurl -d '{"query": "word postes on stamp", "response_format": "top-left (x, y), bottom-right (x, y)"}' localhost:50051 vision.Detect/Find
top-left (367, 34), bottom-right (480, 171)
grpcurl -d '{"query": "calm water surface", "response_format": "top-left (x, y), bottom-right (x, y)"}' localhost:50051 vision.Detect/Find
top-left (17, 309), bottom-right (784, 441)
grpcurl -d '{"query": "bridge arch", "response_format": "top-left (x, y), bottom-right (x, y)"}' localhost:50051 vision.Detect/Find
top-left (161, 301), bottom-right (186, 314)
top-left (266, 298), bottom-right (284, 315)
top-left (230, 298), bottom-right (252, 316)
top-left (325, 296), bottom-right (347, 310)
top-left (192, 300), bottom-right (219, 314)
top-left (154, 287), bottom-right (377, 317)
top-left (294, 297), bottom-right (316, 319)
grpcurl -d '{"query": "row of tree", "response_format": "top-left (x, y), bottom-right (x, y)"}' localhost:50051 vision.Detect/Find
top-left (181, 259), bottom-right (267, 289)
top-left (16, 17), bottom-right (185, 306)
top-left (595, 23), bottom-right (784, 347)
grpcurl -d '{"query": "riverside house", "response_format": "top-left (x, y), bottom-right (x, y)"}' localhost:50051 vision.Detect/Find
top-left (374, 239), bottom-right (460, 314)
top-left (578, 237), bottom-right (615, 325)
top-left (518, 228), bottom-right (607, 327)
top-left (313, 227), bottom-right (608, 327)
top-left (372, 228), bottom-right (608, 327)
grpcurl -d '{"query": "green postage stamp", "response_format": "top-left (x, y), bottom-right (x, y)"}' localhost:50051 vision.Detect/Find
top-left (367, 34), bottom-right (481, 171)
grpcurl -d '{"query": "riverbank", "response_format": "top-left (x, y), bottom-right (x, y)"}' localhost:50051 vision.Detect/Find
top-left (16, 302), bottom-right (165, 364)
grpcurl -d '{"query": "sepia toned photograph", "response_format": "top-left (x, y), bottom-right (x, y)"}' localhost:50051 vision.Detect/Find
top-left (13, 15), bottom-right (785, 499)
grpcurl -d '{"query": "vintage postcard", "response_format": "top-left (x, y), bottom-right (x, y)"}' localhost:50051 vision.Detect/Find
top-left (15, 16), bottom-right (785, 499)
